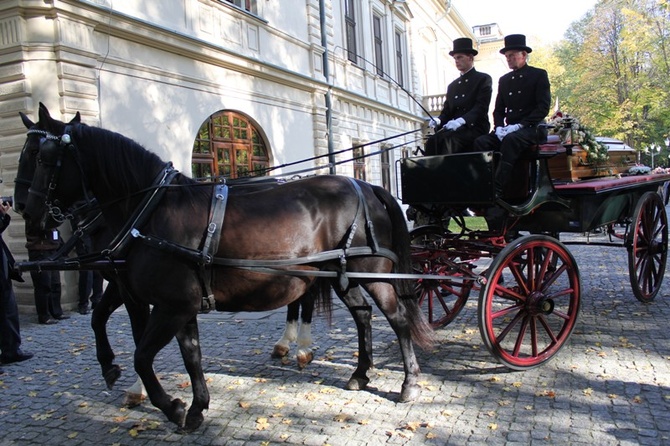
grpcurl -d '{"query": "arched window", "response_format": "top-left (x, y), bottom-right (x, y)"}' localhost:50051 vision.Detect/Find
top-left (192, 111), bottom-right (270, 179)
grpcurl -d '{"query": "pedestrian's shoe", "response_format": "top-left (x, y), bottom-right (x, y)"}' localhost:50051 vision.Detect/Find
top-left (53, 314), bottom-right (70, 320)
top-left (78, 304), bottom-right (89, 315)
top-left (1, 350), bottom-right (34, 365)
top-left (38, 317), bottom-right (58, 325)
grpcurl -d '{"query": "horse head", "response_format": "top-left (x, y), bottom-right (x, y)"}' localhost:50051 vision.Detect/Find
top-left (17, 103), bottom-right (84, 230)
top-left (16, 103), bottom-right (81, 211)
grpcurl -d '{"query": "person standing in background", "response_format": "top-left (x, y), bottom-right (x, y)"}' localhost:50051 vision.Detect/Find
top-left (25, 223), bottom-right (68, 325)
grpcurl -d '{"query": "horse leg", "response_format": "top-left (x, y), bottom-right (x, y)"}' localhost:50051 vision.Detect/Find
top-left (91, 285), bottom-right (123, 389)
top-left (272, 299), bottom-right (300, 359)
top-left (336, 286), bottom-right (373, 392)
top-left (174, 316), bottom-right (209, 433)
top-left (362, 282), bottom-right (422, 403)
top-left (296, 292), bottom-right (315, 369)
top-left (122, 292), bottom-right (150, 407)
top-left (134, 307), bottom-right (198, 429)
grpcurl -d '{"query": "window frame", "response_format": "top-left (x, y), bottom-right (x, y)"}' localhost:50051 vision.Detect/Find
top-left (344, 0), bottom-right (359, 64)
top-left (192, 110), bottom-right (270, 180)
top-left (372, 13), bottom-right (384, 76)
top-left (394, 28), bottom-right (405, 87)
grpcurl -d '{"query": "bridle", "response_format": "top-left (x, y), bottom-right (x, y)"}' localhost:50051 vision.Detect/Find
top-left (22, 126), bottom-right (95, 226)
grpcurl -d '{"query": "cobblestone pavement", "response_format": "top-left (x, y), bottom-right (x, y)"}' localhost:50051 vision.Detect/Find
top-left (1, 231), bottom-right (670, 445)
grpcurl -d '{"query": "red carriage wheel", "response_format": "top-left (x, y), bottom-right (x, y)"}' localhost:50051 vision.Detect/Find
top-left (627, 191), bottom-right (668, 303)
top-left (410, 226), bottom-right (473, 328)
top-left (478, 235), bottom-right (581, 370)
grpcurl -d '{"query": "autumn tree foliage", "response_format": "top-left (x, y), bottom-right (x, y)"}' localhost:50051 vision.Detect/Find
top-left (545, 0), bottom-right (670, 154)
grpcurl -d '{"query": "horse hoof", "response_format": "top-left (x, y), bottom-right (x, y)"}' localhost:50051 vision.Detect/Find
top-left (345, 376), bottom-right (369, 391)
top-left (398, 384), bottom-right (420, 403)
top-left (167, 399), bottom-right (187, 428)
top-left (103, 365), bottom-right (122, 390)
top-left (296, 350), bottom-right (313, 369)
top-left (123, 392), bottom-right (146, 408)
top-left (177, 412), bottom-right (204, 433)
top-left (271, 344), bottom-right (289, 359)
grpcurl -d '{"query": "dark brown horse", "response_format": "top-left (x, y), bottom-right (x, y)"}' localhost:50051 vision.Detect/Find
top-left (16, 106), bottom-right (320, 403)
top-left (17, 113), bottom-right (433, 432)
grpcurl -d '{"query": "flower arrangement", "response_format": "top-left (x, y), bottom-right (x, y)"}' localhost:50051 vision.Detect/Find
top-left (546, 112), bottom-right (609, 165)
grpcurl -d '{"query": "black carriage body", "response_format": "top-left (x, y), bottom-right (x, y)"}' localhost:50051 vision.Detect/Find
top-left (399, 152), bottom-right (495, 205)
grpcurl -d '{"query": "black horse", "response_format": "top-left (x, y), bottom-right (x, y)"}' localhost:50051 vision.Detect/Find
top-left (17, 114), bottom-right (433, 432)
top-left (16, 107), bottom-right (151, 402)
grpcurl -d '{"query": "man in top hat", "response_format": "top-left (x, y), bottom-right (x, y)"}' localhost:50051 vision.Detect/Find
top-left (474, 34), bottom-right (551, 197)
top-left (425, 37), bottom-right (492, 155)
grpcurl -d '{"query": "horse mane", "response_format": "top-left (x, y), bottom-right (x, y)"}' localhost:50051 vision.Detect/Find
top-left (73, 123), bottom-right (171, 192)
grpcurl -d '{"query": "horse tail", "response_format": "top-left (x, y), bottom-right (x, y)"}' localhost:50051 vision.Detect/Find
top-left (370, 185), bottom-right (435, 350)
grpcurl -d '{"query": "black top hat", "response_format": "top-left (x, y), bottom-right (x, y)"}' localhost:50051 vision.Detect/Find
top-left (499, 34), bottom-right (532, 54)
top-left (449, 37), bottom-right (478, 56)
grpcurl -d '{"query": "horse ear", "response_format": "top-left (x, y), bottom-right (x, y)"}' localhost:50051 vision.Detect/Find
top-left (19, 111), bottom-right (35, 129)
top-left (38, 103), bottom-right (52, 124)
top-left (70, 111), bottom-right (81, 124)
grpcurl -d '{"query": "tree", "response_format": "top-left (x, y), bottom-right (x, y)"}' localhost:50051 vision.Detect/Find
top-left (549, 0), bottom-right (670, 155)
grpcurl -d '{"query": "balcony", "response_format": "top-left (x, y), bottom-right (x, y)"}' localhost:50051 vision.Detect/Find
top-left (423, 94), bottom-right (445, 115)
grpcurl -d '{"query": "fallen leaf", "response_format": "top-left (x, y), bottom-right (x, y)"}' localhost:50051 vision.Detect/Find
top-left (403, 421), bottom-right (421, 431)
top-left (256, 417), bottom-right (270, 430)
top-left (333, 414), bottom-right (351, 423)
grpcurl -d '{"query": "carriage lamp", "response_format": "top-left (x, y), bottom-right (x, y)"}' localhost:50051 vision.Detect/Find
top-left (560, 117), bottom-right (576, 173)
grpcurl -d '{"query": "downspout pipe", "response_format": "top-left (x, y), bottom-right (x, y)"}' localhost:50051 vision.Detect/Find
top-left (319, 0), bottom-right (336, 174)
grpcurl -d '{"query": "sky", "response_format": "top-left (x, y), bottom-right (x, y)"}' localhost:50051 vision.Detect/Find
top-left (451, 0), bottom-right (599, 44)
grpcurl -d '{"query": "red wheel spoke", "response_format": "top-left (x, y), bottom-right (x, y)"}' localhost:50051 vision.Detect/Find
top-left (511, 316), bottom-right (529, 357)
top-left (495, 309), bottom-right (525, 344)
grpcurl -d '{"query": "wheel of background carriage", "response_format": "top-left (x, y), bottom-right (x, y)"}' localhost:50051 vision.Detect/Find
top-left (409, 225), bottom-right (473, 328)
top-left (626, 191), bottom-right (668, 303)
top-left (478, 234), bottom-right (581, 370)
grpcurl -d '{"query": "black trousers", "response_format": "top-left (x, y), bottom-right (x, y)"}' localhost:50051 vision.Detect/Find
top-left (474, 127), bottom-right (547, 190)
top-left (28, 250), bottom-right (63, 320)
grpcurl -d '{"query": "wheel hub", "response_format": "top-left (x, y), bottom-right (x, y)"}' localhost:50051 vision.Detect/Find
top-left (527, 291), bottom-right (554, 315)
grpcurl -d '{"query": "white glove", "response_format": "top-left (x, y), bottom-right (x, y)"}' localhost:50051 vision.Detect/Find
top-left (503, 123), bottom-right (523, 134)
top-left (495, 126), bottom-right (506, 141)
top-left (444, 117), bottom-right (466, 131)
top-left (428, 117), bottom-right (441, 129)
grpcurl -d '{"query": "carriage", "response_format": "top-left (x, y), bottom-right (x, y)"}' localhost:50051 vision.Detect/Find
top-left (401, 134), bottom-right (670, 370)
top-left (13, 104), bottom-right (670, 431)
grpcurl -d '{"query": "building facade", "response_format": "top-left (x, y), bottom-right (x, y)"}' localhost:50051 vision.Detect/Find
top-left (0, 0), bottom-right (502, 311)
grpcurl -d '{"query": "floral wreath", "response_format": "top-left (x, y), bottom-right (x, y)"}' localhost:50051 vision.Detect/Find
top-left (547, 111), bottom-right (609, 165)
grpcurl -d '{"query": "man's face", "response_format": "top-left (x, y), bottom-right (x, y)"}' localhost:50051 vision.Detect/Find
top-left (505, 50), bottom-right (527, 70)
top-left (452, 53), bottom-right (474, 73)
